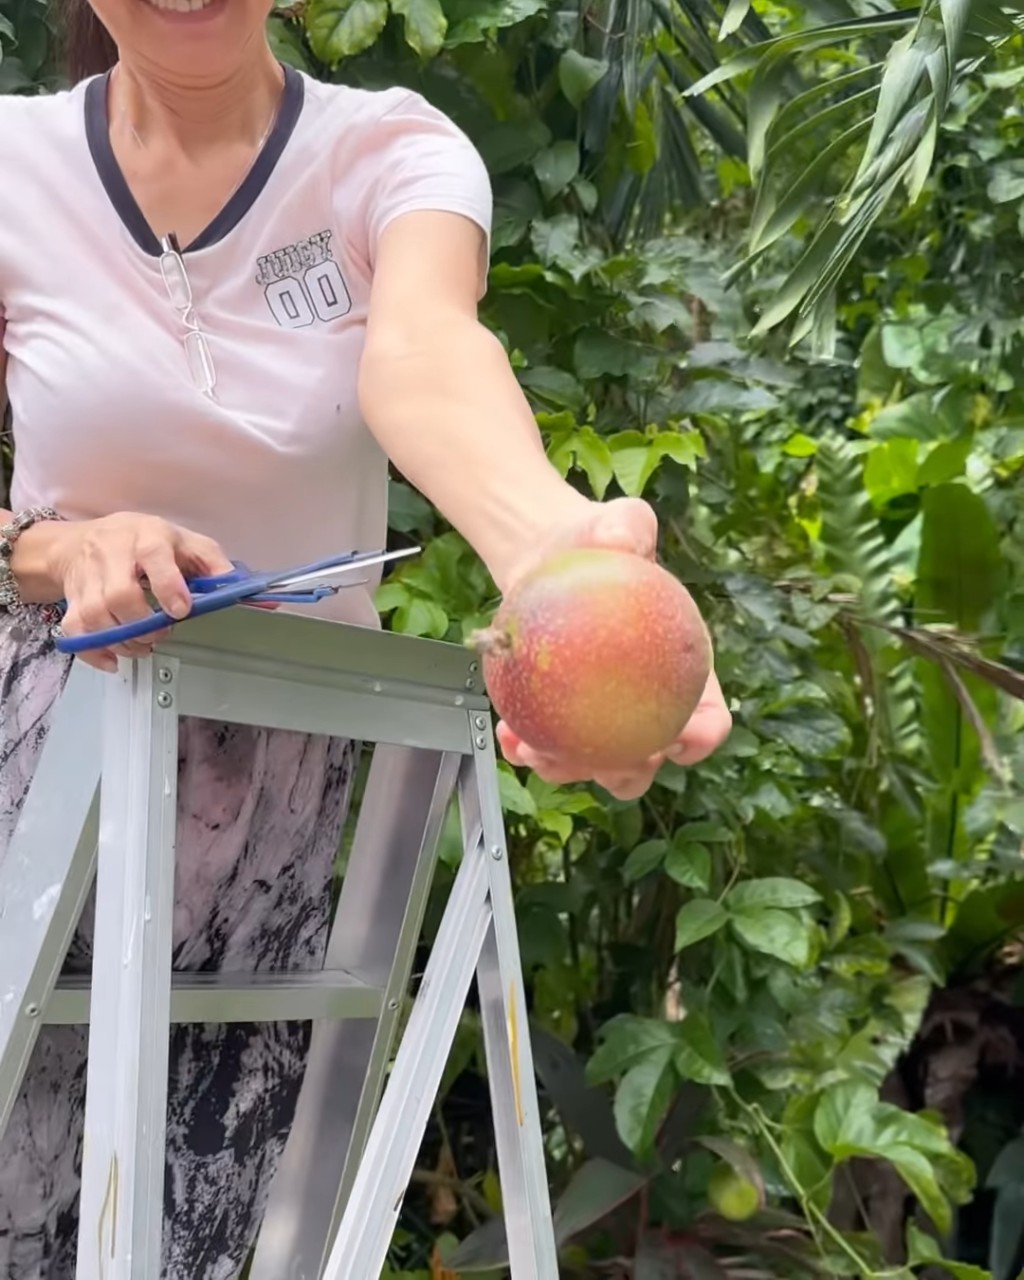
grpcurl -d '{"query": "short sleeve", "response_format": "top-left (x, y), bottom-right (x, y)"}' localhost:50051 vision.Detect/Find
top-left (361, 89), bottom-right (493, 268)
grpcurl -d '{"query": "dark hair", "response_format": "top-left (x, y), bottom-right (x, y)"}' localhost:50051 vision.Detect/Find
top-left (57, 0), bottom-right (117, 83)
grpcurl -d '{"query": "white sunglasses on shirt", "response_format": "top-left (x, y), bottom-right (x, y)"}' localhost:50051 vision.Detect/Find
top-left (158, 233), bottom-right (217, 399)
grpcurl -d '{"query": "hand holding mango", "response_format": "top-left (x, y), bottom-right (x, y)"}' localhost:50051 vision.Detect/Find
top-left (468, 497), bottom-right (727, 800)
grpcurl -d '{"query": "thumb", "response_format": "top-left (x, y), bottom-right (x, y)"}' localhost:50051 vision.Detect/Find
top-left (579, 497), bottom-right (658, 560)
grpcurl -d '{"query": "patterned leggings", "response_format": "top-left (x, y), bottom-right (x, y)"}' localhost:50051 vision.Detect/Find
top-left (0, 611), bottom-right (356, 1279)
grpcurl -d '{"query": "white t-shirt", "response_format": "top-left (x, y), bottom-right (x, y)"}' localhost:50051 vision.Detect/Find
top-left (0, 66), bottom-right (493, 626)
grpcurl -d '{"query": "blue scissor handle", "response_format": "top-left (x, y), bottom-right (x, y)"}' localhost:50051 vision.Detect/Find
top-left (186, 561), bottom-right (253, 592)
top-left (53, 551), bottom-right (380, 656)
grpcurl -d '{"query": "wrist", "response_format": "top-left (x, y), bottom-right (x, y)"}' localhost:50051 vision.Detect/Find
top-left (8, 518), bottom-right (76, 604)
top-left (485, 483), bottom-right (592, 596)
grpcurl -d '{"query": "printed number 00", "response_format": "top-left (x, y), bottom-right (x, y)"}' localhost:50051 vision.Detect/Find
top-left (265, 261), bottom-right (352, 329)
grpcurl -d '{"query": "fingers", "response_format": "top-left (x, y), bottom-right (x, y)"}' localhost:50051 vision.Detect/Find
top-left (496, 678), bottom-right (732, 800)
top-left (56, 514), bottom-right (232, 668)
top-left (67, 572), bottom-right (158, 664)
top-left (137, 540), bottom-right (193, 620)
top-left (496, 724), bottom-right (660, 800)
top-left (178, 530), bottom-right (234, 577)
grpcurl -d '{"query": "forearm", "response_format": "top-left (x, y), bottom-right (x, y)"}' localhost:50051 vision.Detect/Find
top-left (358, 315), bottom-right (589, 593)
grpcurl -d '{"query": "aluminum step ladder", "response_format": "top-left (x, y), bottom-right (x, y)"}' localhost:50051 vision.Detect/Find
top-left (0, 605), bottom-right (559, 1278)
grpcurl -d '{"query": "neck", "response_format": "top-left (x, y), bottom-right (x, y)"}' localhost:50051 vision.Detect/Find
top-left (108, 49), bottom-right (285, 152)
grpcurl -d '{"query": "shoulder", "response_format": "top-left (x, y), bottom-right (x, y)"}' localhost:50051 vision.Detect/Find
top-left (0, 80), bottom-right (89, 131)
top-left (0, 81), bottom-right (92, 166)
top-left (298, 74), bottom-right (482, 158)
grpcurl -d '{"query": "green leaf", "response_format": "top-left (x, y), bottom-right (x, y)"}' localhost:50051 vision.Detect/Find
top-left (990, 1184), bottom-right (1024, 1280)
top-left (675, 899), bottom-right (729, 952)
top-left (888, 1145), bottom-right (953, 1235)
top-left (853, 29), bottom-right (930, 190)
top-left (917, 483), bottom-right (1001, 631)
top-left (918, 435), bottom-right (972, 487)
top-left (614, 1048), bottom-right (676, 1156)
top-left (758, 706), bottom-right (852, 759)
top-left (305, 0), bottom-right (387, 62)
top-left (622, 839), bottom-right (668, 883)
top-left (449, 1157), bottom-right (647, 1267)
top-left (783, 432), bottom-right (818, 457)
top-left (719, 0), bottom-right (751, 40)
top-left (864, 437), bottom-right (920, 506)
top-left (675, 1013), bottom-right (731, 1085)
top-left (550, 1158), bottom-right (648, 1246)
top-left (374, 581), bottom-right (408, 612)
top-left (906, 1223), bottom-right (989, 1279)
top-left (814, 1083), bottom-right (960, 1232)
top-left (547, 426), bottom-right (615, 500)
top-left (587, 1016), bottom-right (679, 1085)
top-left (813, 1080), bottom-right (875, 1153)
top-left (986, 159), bottom-right (1024, 203)
top-left (443, 0), bottom-right (546, 44)
top-left (558, 49), bottom-right (607, 108)
top-left (393, 596), bottom-right (448, 638)
top-left (497, 765), bottom-right (536, 816)
top-left (664, 841), bottom-right (711, 892)
top-left (390, 0), bottom-right (447, 56)
top-left (478, 118), bottom-right (552, 174)
top-left (575, 333), bottom-right (644, 381)
top-left (533, 141), bottom-right (580, 200)
top-left (726, 877), bottom-right (821, 912)
top-left (731, 909), bottom-right (813, 967)
top-left (938, 0), bottom-right (971, 72)
top-left (531, 1028), bottom-right (634, 1169)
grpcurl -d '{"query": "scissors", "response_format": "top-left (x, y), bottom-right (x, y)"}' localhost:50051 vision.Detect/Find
top-left (52, 546), bottom-right (420, 655)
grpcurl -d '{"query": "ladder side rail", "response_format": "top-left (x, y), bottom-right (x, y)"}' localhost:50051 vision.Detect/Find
top-left (250, 743), bottom-right (462, 1280)
top-left (75, 658), bottom-right (181, 1280)
top-left (320, 822), bottom-right (494, 1275)
top-left (460, 728), bottom-right (560, 1278)
top-left (0, 661), bottom-right (104, 1139)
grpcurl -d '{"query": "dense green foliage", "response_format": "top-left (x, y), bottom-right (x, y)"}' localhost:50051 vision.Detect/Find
top-left (4, 2), bottom-right (1024, 1277)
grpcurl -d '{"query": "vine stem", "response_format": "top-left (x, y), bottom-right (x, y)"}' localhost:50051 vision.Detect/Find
top-left (733, 1095), bottom-right (907, 1280)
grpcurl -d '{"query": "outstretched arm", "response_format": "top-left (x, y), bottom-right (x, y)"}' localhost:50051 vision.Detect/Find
top-left (357, 209), bottom-right (590, 595)
top-left (356, 209), bottom-right (731, 797)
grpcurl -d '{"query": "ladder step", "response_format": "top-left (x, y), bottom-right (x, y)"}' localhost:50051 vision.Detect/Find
top-left (45, 970), bottom-right (383, 1025)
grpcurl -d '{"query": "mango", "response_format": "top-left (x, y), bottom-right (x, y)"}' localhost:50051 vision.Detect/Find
top-left (469, 548), bottom-right (712, 771)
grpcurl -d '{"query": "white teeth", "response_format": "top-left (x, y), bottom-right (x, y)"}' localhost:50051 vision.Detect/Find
top-left (143, 0), bottom-right (215, 12)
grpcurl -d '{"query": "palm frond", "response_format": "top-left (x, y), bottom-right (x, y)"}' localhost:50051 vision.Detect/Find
top-left (686, 0), bottom-right (1024, 354)
top-left (814, 432), bottom-right (918, 754)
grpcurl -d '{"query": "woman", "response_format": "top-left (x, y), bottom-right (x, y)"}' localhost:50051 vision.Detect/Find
top-left (0, 0), bottom-right (732, 1271)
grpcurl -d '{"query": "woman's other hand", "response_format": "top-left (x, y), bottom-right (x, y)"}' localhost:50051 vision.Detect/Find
top-left (492, 496), bottom-right (732, 801)
top-left (43, 513), bottom-right (233, 673)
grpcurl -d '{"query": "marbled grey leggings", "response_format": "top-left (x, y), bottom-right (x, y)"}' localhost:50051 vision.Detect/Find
top-left (0, 610), bottom-right (356, 1279)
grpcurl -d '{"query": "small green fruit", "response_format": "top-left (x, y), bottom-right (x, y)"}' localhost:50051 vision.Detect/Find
top-left (707, 1163), bottom-right (760, 1222)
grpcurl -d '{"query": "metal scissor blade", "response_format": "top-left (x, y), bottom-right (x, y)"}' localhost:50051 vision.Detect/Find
top-left (267, 546), bottom-right (420, 594)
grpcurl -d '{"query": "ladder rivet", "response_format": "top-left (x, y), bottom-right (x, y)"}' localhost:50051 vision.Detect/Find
top-left (156, 691), bottom-right (173, 709)
top-left (24, 1003), bottom-right (39, 1018)
top-left (465, 678), bottom-right (475, 688)
top-left (468, 661), bottom-right (479, 673)
top-left (475, 735), bottom-right (486, 749)
top-left (157, 668), bottom-right (173, 683)
top-left (474, 715), bottom-right (486, 730)
top-left (388, 998), bottom-right (399, 1010)
top-left (490, 845), bottom-right (503, 860)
